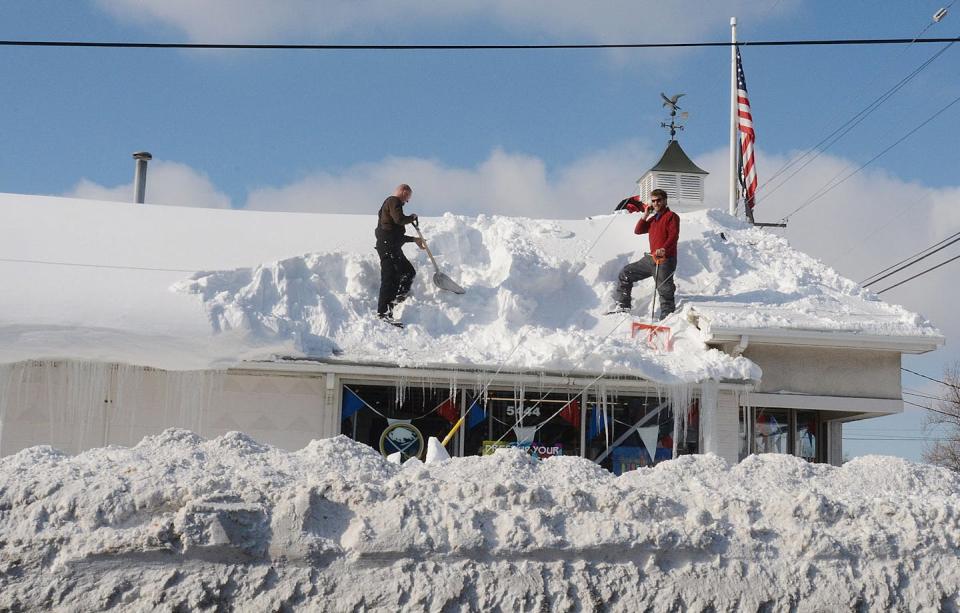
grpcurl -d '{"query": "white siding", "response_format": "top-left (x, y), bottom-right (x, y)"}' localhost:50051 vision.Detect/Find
top-left (702, 387), bottom-right (740, 464)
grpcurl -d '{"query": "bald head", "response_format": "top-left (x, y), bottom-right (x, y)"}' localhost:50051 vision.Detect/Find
top-left (394, 184), bottom-right (413, 203)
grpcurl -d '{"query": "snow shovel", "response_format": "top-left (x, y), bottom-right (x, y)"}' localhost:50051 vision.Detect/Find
top-left (412, 219), bottom-right (466, 294)
top-left (632, 253), bottom-right (674, 351)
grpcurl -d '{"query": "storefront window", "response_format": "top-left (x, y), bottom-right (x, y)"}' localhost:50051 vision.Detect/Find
top-left (739, 407), bottom-right (824, 462)
top-left (754, 408), bottom-right (789, 454)
top-left (584, 396), bottom-right (698, 475)
top-left (340, 383), bottom-right (701, 471)
top-left (795, 411), bottom-right (818, 461)
top-left (462, 390), bottom-right (581, 459)
top-left (340, 384), bottom-right (457, 460)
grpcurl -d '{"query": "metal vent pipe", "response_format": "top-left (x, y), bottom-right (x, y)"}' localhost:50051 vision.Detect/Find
top-left (132, 151), bottom-right (152, 203)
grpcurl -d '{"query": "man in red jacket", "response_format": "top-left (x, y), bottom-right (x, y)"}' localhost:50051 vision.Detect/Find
top-left (613, 189), bottom-right (679, 319)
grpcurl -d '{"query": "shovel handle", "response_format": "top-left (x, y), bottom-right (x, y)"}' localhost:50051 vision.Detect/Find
top-left (441, 414), bottom-right (466, 446)
top-left (411, 222), bottom-right (442, 273)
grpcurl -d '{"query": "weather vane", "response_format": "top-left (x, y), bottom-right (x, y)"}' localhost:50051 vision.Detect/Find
top-left (660, 92), bottom-right (689, 140)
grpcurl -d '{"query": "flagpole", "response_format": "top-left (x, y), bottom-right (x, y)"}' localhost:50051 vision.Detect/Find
top-left (729, 16), bottom-right (738, 217)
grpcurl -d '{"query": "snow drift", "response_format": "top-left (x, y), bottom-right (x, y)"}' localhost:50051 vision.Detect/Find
top-left (0, 194), bottom-right (940, 383)
top-left (2, 430), bottom-right (959, 610)
top-left (173, 208), bottom-right (937, 383)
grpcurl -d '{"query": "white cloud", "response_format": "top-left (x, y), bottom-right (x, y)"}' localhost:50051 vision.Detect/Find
top-left (66, 161), bottom-right (232, 209)
top-left (96, 0), bottom-right (796, 44)
top-left (244, 143), bottom-right (655, 219)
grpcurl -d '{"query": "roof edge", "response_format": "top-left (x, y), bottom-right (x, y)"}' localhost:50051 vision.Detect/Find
top-left (705, 327), bottom-right (945, 354)
top-left (234, 357), bottom-right (759, 389)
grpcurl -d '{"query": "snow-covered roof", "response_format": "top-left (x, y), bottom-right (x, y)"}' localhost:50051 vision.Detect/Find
top-left (0, 193), bottom-right (942, 383)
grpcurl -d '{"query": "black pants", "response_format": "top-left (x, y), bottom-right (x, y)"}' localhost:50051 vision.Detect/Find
top-left (376, 241), bottom-right (416, 316)
top-left (615, 255), bottom-right (676, 319)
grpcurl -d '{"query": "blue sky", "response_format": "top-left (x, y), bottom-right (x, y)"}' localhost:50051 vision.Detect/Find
top-left (2, 0), bottom-right (959, 460)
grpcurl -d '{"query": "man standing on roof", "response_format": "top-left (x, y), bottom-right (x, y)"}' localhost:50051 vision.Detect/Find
top-left (375, 184), bottom-right (426, 324)
top-left (613, 188), bottom-right (679, 320)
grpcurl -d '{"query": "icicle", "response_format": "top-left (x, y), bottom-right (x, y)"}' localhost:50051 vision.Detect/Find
top-left (664, 382), bottom-right (693, 459)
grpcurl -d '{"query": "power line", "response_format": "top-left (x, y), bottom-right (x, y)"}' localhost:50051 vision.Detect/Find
top-left (902, 399), bottom-right (956, 418)
top-left (0, 256), bottom-right (195, 274)
top-left (904, 390), bottom-right (945, 401)
top-left (1, 37), bottom-right (959, 51)
top-left (860, 230), bottom-right (960, 285)
top-left (904, 390), bottom-right (946, 402)
top-left (874, 252), bottom-right (960, 294)
top-left (902, 367), bottom-right (960, 390)
top-left (843, 436), bottom-right (947, 441)
top-left (781, 89), bottom-right (960, 221)
top-left (759, 40), bottom-right (956, 203)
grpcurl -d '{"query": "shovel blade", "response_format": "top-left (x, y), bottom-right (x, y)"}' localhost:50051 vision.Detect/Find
top-left (433, 272), bottom-right (466, 294)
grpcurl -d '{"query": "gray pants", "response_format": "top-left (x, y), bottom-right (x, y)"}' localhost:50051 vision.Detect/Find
top-left (615, 255), bottom-right (676, 319)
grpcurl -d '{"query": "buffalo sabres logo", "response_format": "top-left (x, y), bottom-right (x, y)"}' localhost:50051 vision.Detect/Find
top-left (379, 422), bottom-right (425, 461)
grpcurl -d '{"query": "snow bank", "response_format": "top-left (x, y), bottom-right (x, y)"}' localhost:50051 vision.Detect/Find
top-left (2, 431), bottom-right (959, 610)
top-left (174, 213), bottom-right (760, 383)
top-left (0, 194), bottom-right (939, 381)
top-left (175, 209), bottom-right (937, 381)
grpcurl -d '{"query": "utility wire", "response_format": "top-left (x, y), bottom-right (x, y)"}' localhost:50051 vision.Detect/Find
top-left (781, 89), bottom-right (960, 221)
top-left (862, 233), bottom-right (960, 288)
top-left (902, 398), bottom-right (956, 418)
top-left (843, 436), bottom-right (948, 441)
top-left (759, 40), bottom-right (955, 203)
top-left (874, 252), bottom-right (960, 294)
top-left (860, 230), bottom-right (960, 285)
top-left (1, 37), bottom-right (960, 51)
top-left (902, 367), bottom-right (960, 389)
top-left (0, 256), bottom-right (196, 273)
top-left (903, 390), bottom-right (946, 401)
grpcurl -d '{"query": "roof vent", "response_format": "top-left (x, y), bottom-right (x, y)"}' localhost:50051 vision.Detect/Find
top-left (132, 151), bottom-right (152, 204)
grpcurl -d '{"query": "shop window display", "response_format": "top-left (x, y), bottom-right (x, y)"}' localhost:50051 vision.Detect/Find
top-left (462, 390), bottom-right (582, 459)
top-left (739, 407), bottom-right (823, 462)
top-left (795, 411), bottom-right (818, 461)
top-left (584, 396), bottom-right (698, 475)
top-left (340, 384), bottom-right (457, 460)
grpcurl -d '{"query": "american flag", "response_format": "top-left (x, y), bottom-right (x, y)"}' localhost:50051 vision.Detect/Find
top-left (736, 46), bottom-right (758, 215)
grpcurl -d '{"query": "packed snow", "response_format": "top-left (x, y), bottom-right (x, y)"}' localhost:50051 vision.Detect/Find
top-left (1, 430), bottom-right (958, 610)
top-left (0, 193), bottom-right (939, 383)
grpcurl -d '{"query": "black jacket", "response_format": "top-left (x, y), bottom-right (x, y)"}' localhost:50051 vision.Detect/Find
top-left (375, 196), bottom-right (417, 247)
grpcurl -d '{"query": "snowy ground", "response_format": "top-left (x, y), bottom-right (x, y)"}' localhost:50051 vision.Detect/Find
top-left (0, 194), bottom-right (939, 384)
top-left (1, 430), bottom-right (958, 611)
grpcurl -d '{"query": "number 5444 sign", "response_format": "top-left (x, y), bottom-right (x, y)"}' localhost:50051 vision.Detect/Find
top-left (505, 405), bottom-right (540, 418)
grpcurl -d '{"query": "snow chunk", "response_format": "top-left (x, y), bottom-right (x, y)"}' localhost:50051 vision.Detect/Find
top-left (1, 433), bottom-right (959, 609)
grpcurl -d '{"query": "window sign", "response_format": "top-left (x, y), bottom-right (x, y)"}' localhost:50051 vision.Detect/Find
top-left (482, 440), bottom-right (564, 459)
top-left (463, 392), bottom-right (581, 458)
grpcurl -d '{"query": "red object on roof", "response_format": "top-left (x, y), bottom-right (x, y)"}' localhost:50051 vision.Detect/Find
top-left (631, 322), bottom-right (673, 351)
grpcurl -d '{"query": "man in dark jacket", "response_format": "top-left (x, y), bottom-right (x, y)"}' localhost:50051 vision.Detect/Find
top-left (613, 189), bottom-right (679, 319)
top-left (375, 184), bottom-right (425, 322)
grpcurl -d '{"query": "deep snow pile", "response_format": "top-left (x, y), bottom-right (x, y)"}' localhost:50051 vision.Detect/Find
top-left (2, 430), bottom-right (959, 611)
top-left (0, 194), bottom-right (939, 381)
top-left (175, 208), bottom-right (937, 381)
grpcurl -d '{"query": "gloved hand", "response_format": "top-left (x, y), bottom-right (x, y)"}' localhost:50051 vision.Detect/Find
top-left (415, 237), bottom-right (427, 249)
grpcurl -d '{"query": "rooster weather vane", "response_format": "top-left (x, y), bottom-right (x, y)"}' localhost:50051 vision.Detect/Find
top-left (660, 92), bottom-right (688, 139)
